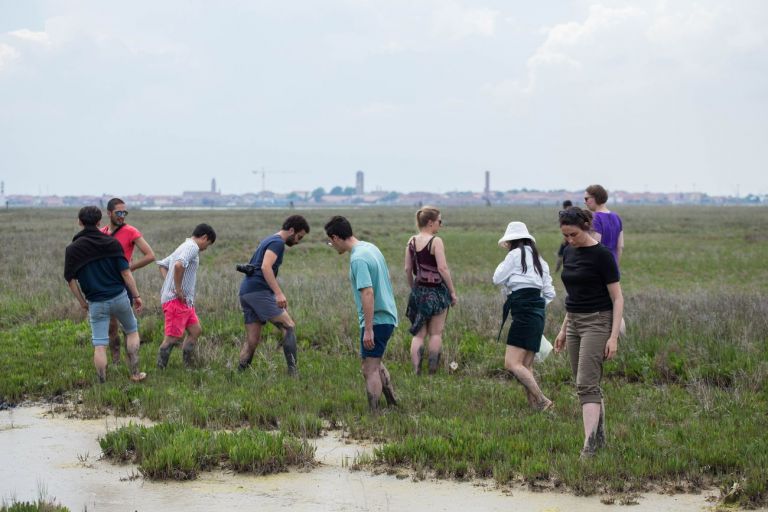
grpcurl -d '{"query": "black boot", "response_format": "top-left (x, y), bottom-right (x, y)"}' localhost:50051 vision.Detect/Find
top-left (182, 345), bottom-right (195, 368)
top-left (428, 351), bottom-right (441, 375)
top-left (282, 328), bottom-right (298, 377)
top-left (157, 345), bottom-right (173, 369)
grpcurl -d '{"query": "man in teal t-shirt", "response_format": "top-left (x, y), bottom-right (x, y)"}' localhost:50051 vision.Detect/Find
top-left (325, 215), bottom-right (398, 412)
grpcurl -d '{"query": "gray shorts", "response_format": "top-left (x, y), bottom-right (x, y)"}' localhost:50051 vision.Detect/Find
top-left (240, 290), bottom-right (284, 324)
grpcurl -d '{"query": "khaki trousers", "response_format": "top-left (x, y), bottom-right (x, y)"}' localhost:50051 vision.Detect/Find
top-left (566, 310), bottom-right (612, 405)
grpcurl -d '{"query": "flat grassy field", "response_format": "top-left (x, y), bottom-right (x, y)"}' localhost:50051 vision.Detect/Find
top-left (1, 206), bottom-right (766, 507)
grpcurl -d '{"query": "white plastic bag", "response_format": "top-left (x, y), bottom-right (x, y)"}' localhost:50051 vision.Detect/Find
top-left (535, 335), bottom-right (553, 363)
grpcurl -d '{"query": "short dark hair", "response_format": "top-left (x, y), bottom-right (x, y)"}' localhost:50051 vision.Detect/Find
top-left (585, 184), bottom-right (608, 205)
top-left (192, 223), bottom-right (216, 243)
top-left (282, 215), bottom-right (310, 234)
top-left (562, 200), bottom-right (573, 209)
top-left (106, 198), bottom-right (125, 212)
top-left (324, 215), bottom-right (353, 240)
top-left (559, 206), bottom-right (592, 231)
top-left (78, 206), bottom-right (102, 227)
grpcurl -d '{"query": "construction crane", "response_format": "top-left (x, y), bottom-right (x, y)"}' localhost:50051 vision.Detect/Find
top-left (252, 168), bottom-right (298, 193)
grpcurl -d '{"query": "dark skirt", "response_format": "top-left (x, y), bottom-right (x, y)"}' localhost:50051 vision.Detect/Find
top-left (503, 288), bottom-right (545, 351)
top-left (406, 283), bottom-right (451, 335)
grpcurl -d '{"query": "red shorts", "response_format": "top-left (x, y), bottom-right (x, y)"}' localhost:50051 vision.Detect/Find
top-left (162, 299), bottom-right (200, 338)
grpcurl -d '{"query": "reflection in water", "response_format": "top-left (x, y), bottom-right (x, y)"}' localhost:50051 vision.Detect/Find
top-left (1, 407), bottom-right (721, 512)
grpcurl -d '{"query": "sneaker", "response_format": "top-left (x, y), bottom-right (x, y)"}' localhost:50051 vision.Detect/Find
top-left (129, 372), bottom-right (147, 382)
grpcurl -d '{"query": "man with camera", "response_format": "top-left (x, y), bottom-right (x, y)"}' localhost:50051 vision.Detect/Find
top-left (100, 197), bottom-right (155, 365)
top-left (237, 215), bottom-right (310, 376)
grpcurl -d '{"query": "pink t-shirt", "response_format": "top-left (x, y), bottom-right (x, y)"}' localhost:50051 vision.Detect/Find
top-left (101, 224), bottom-right (142, 261)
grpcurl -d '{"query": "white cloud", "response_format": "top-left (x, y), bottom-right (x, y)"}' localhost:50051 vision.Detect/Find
top-left (0, 43), bottom-right (20, 71)
top-left (9, 29), bottom-right (52, 45)
top-left (430, 3), bottom-right (498, 40)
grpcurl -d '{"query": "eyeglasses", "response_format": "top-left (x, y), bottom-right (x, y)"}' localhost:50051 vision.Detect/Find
top-left (114, 211), bottom-right (128, 218)
top-left (584, 196), bottom-right (593, 202)
top-left (438, 219), bottom-right (443, 225)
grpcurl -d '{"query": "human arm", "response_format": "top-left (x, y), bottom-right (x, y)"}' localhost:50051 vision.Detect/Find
top-left (492, 251), bottom-right (516, 286)
top-left (604, 282), bottom-right (623, 360)
top-left (555, 313), bottom-right (568, 353)
top-left (432, 237), bottom-right (457, 305)
top-left (360, 287), bottom-right (375, 349)
top-left (120, 269), bottom-right (143, 314)
top-left (173, 260), bottom-right (187, 304)
top-left (404, 241), bottom-right (414, 289)
top-left (156, 255), bottom-right (170, 278)
top-left (67, 279), bottom-right (89, 312)
top-left (130, 237), bottom-right (155, 271)
top-left (261, 249), bottom-right (287, 308)
top-left (541, 261), bottom-right (556, 305)
top-left (616, 230), bottom-right (624, 265)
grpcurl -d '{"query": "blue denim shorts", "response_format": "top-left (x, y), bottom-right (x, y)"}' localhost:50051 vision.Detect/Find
top-left (88, 290), bottom-right (138, 346)
top-left (359, 324), bottom-right (395, 359)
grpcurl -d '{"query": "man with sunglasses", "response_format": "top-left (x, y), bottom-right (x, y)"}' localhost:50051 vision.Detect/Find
top-left (101, 198), bottom-right (155, 364)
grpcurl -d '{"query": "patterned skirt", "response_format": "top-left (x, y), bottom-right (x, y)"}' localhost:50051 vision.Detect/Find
top-left (406, 284), bottom-right (452, 335)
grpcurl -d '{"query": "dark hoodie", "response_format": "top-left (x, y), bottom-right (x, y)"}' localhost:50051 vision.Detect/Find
top-left (64, 226), bottom-right (126, 281)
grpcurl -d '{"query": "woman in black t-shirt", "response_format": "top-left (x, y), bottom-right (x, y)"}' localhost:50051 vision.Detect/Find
top-left (554, 207), bottom-right (624, 458)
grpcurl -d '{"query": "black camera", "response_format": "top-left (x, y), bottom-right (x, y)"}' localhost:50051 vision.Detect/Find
top-left (236, 263), bottom-right (257, 276)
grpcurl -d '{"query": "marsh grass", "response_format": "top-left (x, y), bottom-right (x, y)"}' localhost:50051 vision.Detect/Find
top-left (1, 206), bottom-right (767, 506)
top-left (99, 422), bottom-right (315, 479)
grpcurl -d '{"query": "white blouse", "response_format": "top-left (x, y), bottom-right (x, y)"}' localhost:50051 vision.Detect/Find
top-left (492, 246), bottom-right (556, 304)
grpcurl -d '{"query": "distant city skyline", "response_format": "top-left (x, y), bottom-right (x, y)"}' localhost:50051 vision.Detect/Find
top-left (2, 2), bottom-right (766, 197)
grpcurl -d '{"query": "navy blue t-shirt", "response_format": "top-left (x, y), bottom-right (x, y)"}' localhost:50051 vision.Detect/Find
top-left (76, 256), bottom-right (129, 302)
top-left (561, 243), bottom-right (619, 313)
top-left (239, 234), bottom-right (285, 295)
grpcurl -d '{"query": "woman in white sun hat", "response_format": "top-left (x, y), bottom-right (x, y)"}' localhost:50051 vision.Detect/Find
top-left (493, 221), bottom-right (556, 411)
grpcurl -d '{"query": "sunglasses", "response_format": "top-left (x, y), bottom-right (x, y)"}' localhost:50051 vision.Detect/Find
top-left (114, 211), bottom-right (128, 218)
top-left (559, 209), bottom-right (580, 220)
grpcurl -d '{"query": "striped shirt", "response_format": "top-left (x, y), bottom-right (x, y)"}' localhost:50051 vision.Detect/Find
top-left (158, 238), bottom-right (200, 305)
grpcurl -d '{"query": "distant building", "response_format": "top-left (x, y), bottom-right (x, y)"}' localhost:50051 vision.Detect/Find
top-left (484, 171), bottom-right (490, 197)
top-left (356, 170), bottom-right (364, 195)
top-left (211, 178), bottom-right (217, 193)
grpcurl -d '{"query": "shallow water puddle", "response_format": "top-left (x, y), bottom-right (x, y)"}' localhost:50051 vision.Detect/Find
top-left (1, 406), bottom-right (724, 511)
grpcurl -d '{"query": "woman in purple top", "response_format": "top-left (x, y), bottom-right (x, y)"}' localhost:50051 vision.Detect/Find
top-left (584, 184), bottom-right (623, 267)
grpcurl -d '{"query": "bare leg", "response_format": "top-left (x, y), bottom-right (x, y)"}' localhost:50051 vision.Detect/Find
top-left (270, 311), bottom-right (298, 376)
top-left (108, 317), bottom-right (122, 364)
top-left (125, 331), bottom-right (145, 381)
top-left (505, 346), bottom-right (551, 409)
top-left (181, 323), bottom-right (202, 368)
top-left (410, 325), bottom-right (427, 374)
top-left (93, 346), bottom-right (107, 383)
top-left (426, 309), bottom-right (448, 374)
top-left (522, 351), bottom-right (536, 406)
top-left (379, 364), bottom-right (397, 406)
top-left (361, 357), bottom-right (383, 412)
top-left (239, 322), bottom-right (263, 371)
top-left (581, 402), bottom-right (602, 457)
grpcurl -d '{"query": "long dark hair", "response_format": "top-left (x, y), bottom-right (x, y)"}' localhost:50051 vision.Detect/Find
top-left (508, 239), bottom-right (543, 277)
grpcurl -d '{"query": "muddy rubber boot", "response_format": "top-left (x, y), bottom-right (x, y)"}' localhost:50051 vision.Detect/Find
top-left (157, 345), bottom-right (173, 369)
top-left (96, 369), bottom-right (106, 384)
top-left (581, 428), bottom-right (600, 460)
top-left (428, 351), bottom-right (441, 375)
top-left (380, 367), bottom-right (397, 407)
top-left (282, 328), bottom-right (298, 377)
top-left (182, 345), bottom-right (195, 368)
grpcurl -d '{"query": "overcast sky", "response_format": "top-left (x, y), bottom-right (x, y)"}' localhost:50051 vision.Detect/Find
top-left (1, 0), bottom-right (766, 197)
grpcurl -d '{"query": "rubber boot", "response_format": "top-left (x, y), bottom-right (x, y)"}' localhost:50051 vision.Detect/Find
top-left (182, 344), bottom-right (195, 368)
top-left (282, 328), bottom-right (298, 377)
top-left (157, 345), bottom-right (173, 369)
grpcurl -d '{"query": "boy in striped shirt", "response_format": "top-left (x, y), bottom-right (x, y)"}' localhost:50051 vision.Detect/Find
top-left (156, 223), bottom-right (216, 369)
